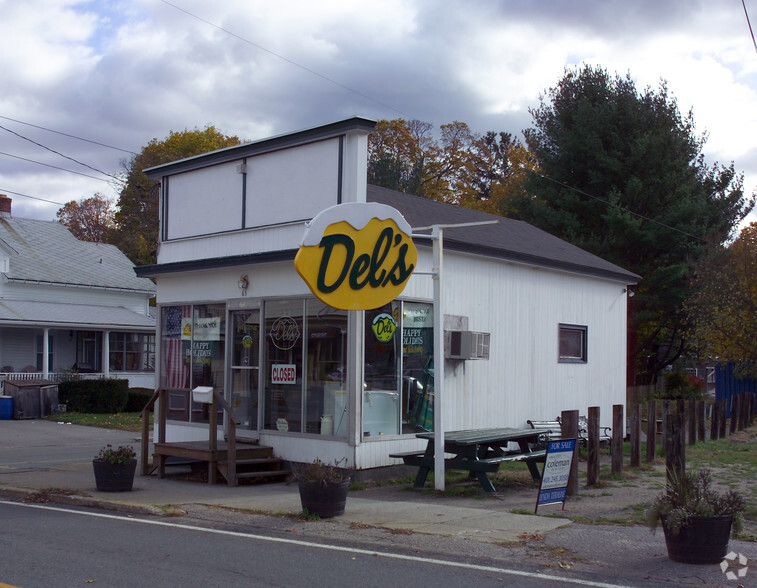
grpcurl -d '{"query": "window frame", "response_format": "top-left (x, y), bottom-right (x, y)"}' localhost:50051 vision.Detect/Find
top-left (109, 331), bottom-right (155, 372)
top-left (558, 323), bottom-right (588, 364)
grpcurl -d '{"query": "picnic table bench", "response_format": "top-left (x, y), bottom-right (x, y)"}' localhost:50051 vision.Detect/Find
top-left (390, 427), bottom-right (547, 493)
top-left (527, 417), bottom-right (611, 448)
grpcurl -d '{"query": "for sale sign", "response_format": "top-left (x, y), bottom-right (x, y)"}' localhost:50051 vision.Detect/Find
top-left (535, 438), bottom-right (576, 513)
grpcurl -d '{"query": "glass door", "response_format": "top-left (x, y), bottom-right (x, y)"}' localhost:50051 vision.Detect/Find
top-left (230, 310), bottom-right (260, 431)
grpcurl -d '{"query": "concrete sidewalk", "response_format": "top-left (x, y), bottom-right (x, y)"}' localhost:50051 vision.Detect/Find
top-left (0, 419), bottom-right (570, 543)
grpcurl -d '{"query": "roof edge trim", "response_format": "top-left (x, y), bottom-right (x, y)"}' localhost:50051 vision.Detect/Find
top-left (135, 249), bottom-right (298, 277)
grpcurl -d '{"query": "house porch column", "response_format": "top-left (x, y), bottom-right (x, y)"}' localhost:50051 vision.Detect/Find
top-left (42, 328), bottom-right (49, 379)
top-left (102, 330), bottom-right (110, 378)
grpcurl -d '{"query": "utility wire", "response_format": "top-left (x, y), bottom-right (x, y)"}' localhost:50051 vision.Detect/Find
top-left (159, 0), bottom-right (412, 120)
top-left (0, 151), bottom-right (113, 183)
top-left (0, 124), bottom-right (124, 184)
top-left (743, 0), bottom-right (757, 54)
top-left (0, 188), bottom-right (66, 206)
top-left (0, 115), bottom-right (137, 155)
top-left (528, 169), bottom-right (706, 242)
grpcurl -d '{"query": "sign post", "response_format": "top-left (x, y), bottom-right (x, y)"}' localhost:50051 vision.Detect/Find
top-left (535, 438), bottom-right (576, 513)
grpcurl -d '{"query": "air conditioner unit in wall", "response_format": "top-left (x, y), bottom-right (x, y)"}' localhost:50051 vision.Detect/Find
top-left (445, 330), bottom-right (490, 360)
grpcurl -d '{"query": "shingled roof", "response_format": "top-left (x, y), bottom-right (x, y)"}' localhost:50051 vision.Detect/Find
top-left (0, 217), bottom-right (155, 293)
top-left (367, 185), bottom-right (640, 284)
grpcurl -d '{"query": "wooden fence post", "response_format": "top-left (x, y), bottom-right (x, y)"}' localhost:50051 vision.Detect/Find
top-left (697, 401), bottom-right (706, 442)
top-left (687, 399), bottom-right (696, 446)
top-left (646, 400), bottom-right (657, 462)
top-left (665, 412), bottom-right (685, 484)
top-left (719, 398), bottom-right (727, 438)
top-left (730, 394), bottom-right (739, 435)
top-left (740, 392), bottom-right (749, 430)
top-left (562, 410), bottom-right (579, 496)
top-left (662, 400), bottom-right (670, 455)
top-left (611, 404), bottom-right (623, 476)
top-left (630, 403), bottom-right (641, 467)
top-left (710, 400), bottom-right (720, 441)
top-left (587, 406), bottom-right (600, 486)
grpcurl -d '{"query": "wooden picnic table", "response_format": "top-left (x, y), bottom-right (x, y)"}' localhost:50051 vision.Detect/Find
top-left (390, 427), bottom-right (547, 493)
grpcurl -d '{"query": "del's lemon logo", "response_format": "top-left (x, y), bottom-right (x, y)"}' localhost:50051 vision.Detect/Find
top-left (371, 313), bottom-right (397, 342)
top-left (295, 203), bottom-right (417, 310)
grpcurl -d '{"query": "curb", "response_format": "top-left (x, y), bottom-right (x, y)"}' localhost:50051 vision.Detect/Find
top-left (0, 485), bottom-right (164, 517)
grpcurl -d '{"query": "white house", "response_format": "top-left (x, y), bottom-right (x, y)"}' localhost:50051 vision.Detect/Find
top-left (137, 117), bottom-right (639, 471)
top-left (0, 195), bottom-right (156, 390)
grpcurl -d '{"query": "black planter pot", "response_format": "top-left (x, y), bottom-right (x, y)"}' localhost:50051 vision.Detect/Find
top-left (93, 459), bottom-right (137, 492)
top-left (298, 479), bottom-right (350, 518)
top-left (661, 514), bottom-right (733, 564)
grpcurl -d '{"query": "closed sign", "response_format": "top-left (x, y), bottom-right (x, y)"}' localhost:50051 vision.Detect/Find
top-left (271, 364), bottom-right (297, 384)
top-left (295, 203), bottom-right (417, 310)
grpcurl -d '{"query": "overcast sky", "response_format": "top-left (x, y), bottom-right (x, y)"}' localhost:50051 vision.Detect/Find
top-left (2, 0), bottom-right (757, 231)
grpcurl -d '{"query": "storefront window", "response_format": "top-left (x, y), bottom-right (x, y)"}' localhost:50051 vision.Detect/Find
top-left (261, 299), bottom-right (348, 436)
top-left (363, 303), bottom-right (401, 437)
top-left (160, 304), bottom-right (225, 422)
top-left (306, 300), bottom-right (347, 436)
top-left (263, 299), bottom-right (304, 432)
top-left (362, 300), bottom-right (434, 438)
top-left (230, 310), bottom-right (260, 430)
top-left (402, 302), bottom-right (434, 433)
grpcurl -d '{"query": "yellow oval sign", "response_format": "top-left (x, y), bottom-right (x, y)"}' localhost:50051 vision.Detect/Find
top-left (295, 203), bottom-right (417, 310)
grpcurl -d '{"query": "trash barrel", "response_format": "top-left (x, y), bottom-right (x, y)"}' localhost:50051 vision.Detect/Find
top-left (0, 395), bottom-right (13, 420)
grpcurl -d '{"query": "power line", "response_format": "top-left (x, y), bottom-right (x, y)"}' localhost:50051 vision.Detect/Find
top-left (0, 188), bottom-right (66, 206)
top-left (528, 169), bottom-right (706, 242)
top-left (0, 115), bottom-right (138, 155)
top-left (0, 151), bottom-right (113, 183)
top-left (0, 124), bottom-right (124, 184)
top-left (159, 0), bottom-right (412, 120)
top-left (743, 0), bottom-right (757, 54)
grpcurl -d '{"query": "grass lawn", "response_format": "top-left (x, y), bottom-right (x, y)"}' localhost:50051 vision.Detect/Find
top-left (44, 411), bottom-right (152, 432)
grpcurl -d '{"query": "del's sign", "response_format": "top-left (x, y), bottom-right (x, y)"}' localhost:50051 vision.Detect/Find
top-left (295, 203), bottom-right (417, 310)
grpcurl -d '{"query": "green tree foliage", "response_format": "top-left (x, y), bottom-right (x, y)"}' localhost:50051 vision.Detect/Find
top-left (510, 65), bottom-right (754, 385)
top-left (114, 126), bottom-right (241, 265)
top-left (687, 223), bottom-right (757, 377)
top-left (367, 119), bottom-right (533, 211)
top-left (56, 193), bottom-right (116, 243)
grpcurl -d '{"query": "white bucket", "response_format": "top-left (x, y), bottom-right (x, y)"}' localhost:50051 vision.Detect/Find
top-left (320, 414), bottom-right (333, 435)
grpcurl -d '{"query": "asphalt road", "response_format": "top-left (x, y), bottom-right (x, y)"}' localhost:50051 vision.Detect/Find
top-left (0, 501), bottom-right (625, 588)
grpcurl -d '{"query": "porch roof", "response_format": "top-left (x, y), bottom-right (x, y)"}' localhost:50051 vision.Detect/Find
top-left (0, 299), bottom-right (155, 331)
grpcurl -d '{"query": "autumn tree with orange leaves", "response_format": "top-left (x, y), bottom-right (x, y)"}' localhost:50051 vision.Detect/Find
top-left (688, 223), bottom-right (757, 377)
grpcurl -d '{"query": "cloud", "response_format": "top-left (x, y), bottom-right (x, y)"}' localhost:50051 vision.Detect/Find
top-left (0, 0), bottom-right (756, 227)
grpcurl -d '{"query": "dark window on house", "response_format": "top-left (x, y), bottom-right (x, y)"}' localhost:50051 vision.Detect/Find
top-left (559, 324), bottom-right (587, 363)
top-left (109, 332), bottom-right (155, 372)
top-left (35, 335), bottom-right (54, 371)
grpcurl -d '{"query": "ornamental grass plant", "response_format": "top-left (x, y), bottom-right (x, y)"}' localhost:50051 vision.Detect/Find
top-left (292, 458), bottom-right (352, 485)
top-left (94, 444), bottom-right (136, 465)
top-left (646, 468), bottom-right (745, 536)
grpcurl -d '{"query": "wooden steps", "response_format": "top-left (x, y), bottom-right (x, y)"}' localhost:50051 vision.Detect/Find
top-left (152, 441), bottom-right (289, 486)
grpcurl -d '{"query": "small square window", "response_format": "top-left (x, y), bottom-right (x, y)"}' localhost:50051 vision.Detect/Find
top-left (559, 324), bottom-right (587, 363)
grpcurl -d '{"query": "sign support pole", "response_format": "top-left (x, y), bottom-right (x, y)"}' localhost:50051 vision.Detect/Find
top-left (412, 220), bottom-right (497, 492)
top-left (432, 225), bottom-right (445, 491)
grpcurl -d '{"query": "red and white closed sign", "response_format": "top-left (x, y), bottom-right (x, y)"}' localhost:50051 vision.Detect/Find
top-left (271, 364), bottom-right (297, 384)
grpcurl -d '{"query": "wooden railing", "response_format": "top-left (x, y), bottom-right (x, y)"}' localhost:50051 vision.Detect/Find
top-left (140, 389), bottom-right (240, 485)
